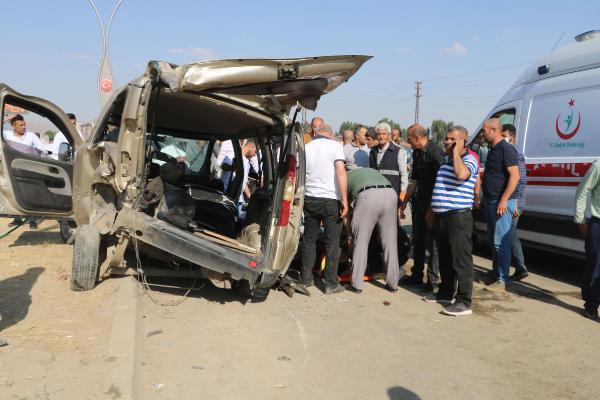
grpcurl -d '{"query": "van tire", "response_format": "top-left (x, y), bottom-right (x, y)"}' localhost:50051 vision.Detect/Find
top-left (70, 224), bottom-right (101, 291)
top-left (233, 279), bottom-right (270, 302)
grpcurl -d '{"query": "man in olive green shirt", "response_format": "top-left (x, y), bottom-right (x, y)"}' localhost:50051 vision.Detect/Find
top-left (574, 159), bottom-right (600, 321)
top-left (346, 167), bottom-right (402, 292)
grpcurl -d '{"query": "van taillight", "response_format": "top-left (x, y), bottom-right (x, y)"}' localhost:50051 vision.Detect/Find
top-left (277, 155), bottom-right (296, 227)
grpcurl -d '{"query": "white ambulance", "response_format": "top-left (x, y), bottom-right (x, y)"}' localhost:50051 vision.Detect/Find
top-left (470, 30), bottom-right (600, 257)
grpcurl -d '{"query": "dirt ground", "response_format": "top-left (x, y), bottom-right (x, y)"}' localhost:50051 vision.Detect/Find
top-left (0, 218), bottom-right (121, 399)
top-left (0, 217), bottom-right (598, 400)
top-left (138, 243), bottom-right (597, 400)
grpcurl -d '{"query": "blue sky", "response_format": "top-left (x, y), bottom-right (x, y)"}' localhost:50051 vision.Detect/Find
top-left (1, 0), bottom-right (599, 133)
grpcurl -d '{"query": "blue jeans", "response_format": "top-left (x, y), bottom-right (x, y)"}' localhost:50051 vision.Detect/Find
top-left (510, 211), bottom-right (526, 272)
top-left (485, 199), bottom-right (517, 283)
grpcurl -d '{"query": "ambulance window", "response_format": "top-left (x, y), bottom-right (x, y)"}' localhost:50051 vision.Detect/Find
top-left (469, 108), bottom-right (516, 166)
top-left (492, 108), bottom-right (516, 126)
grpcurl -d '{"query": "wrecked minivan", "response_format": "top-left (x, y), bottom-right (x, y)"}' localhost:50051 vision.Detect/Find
top-left (0, 55), bottom-right (370, 298)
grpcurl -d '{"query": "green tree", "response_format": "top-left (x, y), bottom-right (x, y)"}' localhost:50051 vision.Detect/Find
top-left (45, 130), bottom-right (57, 141)
top-left (430, 120), bottom-right (453, 146)
top-left (338, 121), bottom-right (360, 135)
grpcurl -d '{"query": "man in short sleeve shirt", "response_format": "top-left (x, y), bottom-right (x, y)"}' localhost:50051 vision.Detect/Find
top-left (481, 118), bottom-right (520, 291)
top-left (428, 125), bottom-right (478, 316)
top-left (301, 124), bottom-right (348, 294)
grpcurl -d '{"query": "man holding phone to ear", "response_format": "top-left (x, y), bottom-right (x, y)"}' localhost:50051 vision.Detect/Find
top-left (427, 126), bottom-right (478, 316)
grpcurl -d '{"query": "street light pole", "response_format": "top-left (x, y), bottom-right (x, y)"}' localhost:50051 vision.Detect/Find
top-left (87, 0), bottom-right (124, 106)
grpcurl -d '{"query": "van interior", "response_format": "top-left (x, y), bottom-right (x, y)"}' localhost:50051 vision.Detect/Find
top-left (95, 87), bottom-right (289, 257)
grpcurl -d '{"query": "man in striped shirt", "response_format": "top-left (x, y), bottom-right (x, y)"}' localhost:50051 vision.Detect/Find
top-left (426, 126), bottom-right (478, 316)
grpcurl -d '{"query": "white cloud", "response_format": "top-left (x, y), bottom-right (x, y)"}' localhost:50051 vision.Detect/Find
top-left (440, 42), bottom-right (468, 56)
top-left (168, 47), bottom-right (217, 60)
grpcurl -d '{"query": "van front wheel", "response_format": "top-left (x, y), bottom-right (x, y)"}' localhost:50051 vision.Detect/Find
top-left (70, 224), bottom-right (102, 291)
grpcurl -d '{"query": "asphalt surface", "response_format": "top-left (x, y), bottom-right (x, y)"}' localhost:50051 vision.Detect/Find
top-left (135, 238), bottom-right (594, 400)
top-left (0, 218), bottom-right (596, 400)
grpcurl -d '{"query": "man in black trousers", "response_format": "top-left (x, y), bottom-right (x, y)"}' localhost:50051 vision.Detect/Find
top-left (426, 126), bottom-right (479, 316)
top-left (400, 124), bottom-right (444, 292)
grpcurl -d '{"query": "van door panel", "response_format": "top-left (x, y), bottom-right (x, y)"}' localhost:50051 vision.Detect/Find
top-left (0, 84), bottom-right (78, 218)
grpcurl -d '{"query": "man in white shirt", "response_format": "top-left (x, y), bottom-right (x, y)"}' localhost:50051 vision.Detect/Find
top-left (3, 114), bottom-right (47, 156)
top-left (238, 139), bottom-right (256, 218)
top-left (343, 124), bottom-right (369, 170)
top-left (301, 123), bottom-right (348, 295)
top-left (48, 113), bottom-right (77, 160)
top-left (217, 139), bottom-right (259, 193)
top-left (3, 115), bottom-right (46, 228)
top-left (216, 139), bottom-right (237, 191)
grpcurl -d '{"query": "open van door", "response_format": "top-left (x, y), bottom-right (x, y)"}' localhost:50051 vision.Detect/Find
top-left (256, 118), bottom-right (306, 287)
top-left (0, 84), bottom-right (81, 219)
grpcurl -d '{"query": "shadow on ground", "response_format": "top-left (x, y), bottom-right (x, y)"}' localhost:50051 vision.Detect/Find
top-left (8, 223), bottom-right (63, 247)
top-left (473, 263), bottom-right (582, 317)
top-left (473, 243), bottom-right (585, 287)
top-left (388, 386), bottom-right (421, 400)
top-left (139, 275), bottom-right (251, 305)
top-left (0, 267), bottom-right (45, 331)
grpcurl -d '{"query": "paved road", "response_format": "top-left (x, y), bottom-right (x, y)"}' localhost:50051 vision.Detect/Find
top-left (1, 219), bottom-right (595, 400)
top-left (136, 244), bottom-right (594, 400)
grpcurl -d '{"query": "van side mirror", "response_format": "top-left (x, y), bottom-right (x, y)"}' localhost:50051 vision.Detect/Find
top-left (58, 142), bottom-right (73, 162)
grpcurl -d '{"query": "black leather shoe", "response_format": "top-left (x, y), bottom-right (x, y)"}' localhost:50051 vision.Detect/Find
top-left (345, 285), bottom-right (362, 294)
top-left (385, 284), bottom-right (398, 293)
top-left (511, 270), bottom-right (529, 282)
top-left (7, 218), bottom-right (23, 227)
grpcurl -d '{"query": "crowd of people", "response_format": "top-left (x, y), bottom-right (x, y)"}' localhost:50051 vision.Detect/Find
top-left (299, 116), bottom-right (599, 320)
top-left (1, 110), bottom-right (598, 321)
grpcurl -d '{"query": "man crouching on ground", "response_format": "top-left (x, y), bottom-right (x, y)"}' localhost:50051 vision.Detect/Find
top-left (345, 167), bottom-right (402, 293)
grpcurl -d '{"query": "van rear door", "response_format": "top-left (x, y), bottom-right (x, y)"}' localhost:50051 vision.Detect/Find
top-left (255, 121), bottom-right (305, 287)
top-left (150, 55), bottom-right (371, 112)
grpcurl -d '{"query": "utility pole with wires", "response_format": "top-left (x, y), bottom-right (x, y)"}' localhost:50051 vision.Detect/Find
top-left (414, 81), bottom-right (422, 124)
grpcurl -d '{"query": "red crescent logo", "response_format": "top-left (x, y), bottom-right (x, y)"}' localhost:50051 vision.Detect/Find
top-left (100, 79), bottom-right (113, 93)
top-left (555, 112), bottom-right (581, 140)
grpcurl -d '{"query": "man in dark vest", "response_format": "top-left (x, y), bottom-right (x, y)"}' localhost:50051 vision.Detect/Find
top-left (369, 122), bottom-right (409, 212)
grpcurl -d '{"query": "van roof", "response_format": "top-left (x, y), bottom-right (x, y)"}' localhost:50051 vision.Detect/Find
top-left (510, 36), bottom-right (600, 89)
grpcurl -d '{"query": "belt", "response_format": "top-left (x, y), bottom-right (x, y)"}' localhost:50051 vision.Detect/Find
top-left (437, 208), bottom-right (472, 216)
top-left (358, 184), bottom-right (393, 195)
top-left (591, 216), bottom-right (600, 223)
